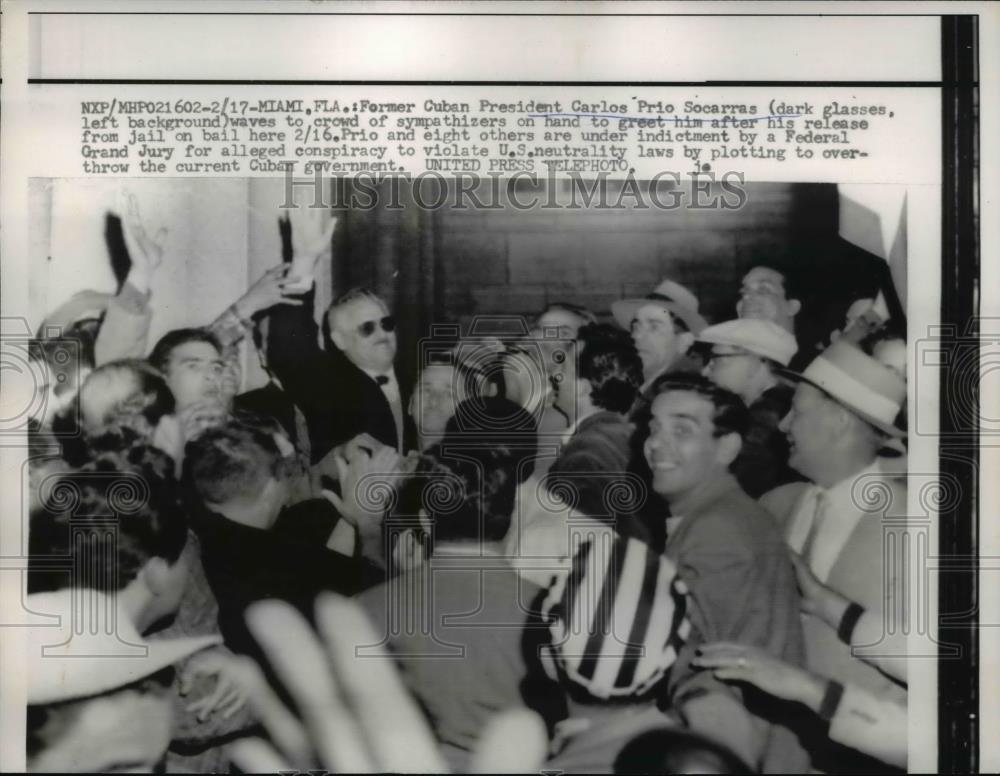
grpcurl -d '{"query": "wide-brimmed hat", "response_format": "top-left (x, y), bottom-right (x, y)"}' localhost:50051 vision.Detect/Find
top-left (26, 588), bottom-right (221, 704)
top-left (698, 318), bottom-right (798, 367)
top-left (781, 340), bottom-right (906, 437)
top-left (611, 279), bottom-right (708, 335)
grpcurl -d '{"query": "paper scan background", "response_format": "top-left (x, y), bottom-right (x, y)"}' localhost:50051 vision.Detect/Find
top-left (2, 2), bottom-right (996, 773)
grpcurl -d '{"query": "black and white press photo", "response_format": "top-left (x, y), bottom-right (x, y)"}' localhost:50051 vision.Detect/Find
top-left (0, 4), bottom-right (989, 774)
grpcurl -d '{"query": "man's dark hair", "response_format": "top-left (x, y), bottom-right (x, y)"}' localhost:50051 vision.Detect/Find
top-left (397, 397), bottom-right (537, 545)
top-left (28, 430), bottom-right (186, 595)
top-left (577, 323), bottom-right (644, 414)
top-left (648, 373), bottom-right (749, 440)
top-left (183, 417), bottom-right (291, 506)
top-left (614, 726), bottom-right (752, 775)
top-left (421, 347), bottom-right (488, 403)
top-left (148, 328), bottom-right (222, 373)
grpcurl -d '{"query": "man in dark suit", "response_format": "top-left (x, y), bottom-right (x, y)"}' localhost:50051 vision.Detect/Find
top-left (263, 286), bottom-right (416, 465)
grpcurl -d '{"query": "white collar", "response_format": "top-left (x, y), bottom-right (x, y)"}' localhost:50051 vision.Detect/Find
top-left (361, 367), bottom-right (396, 385)
top-left (820, 457), bottom-right (884, 501)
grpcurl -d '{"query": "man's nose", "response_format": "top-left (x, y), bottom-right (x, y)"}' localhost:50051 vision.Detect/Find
top-left (778, 411), bottom-right (792, 433)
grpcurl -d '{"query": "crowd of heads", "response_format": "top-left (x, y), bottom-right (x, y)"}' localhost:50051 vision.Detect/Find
top-left (22, 229), bottom-right (909, 775)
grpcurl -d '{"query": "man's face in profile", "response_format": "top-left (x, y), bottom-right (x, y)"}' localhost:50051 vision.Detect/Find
top-left (631, 304), bottom-right (689, 379)
top-left (411, 364), bottom-right (459, 439)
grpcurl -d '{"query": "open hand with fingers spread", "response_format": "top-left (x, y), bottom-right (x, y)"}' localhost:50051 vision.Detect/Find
top-left (120, 191), bottom-right (167, 294)
top-left (178, 645), bottom-right (250, 722)
top-left (233, 264), bottom-right (305, 321)
top-left (323, 442), bottom-right (404, 530)
top-left (283, 207), bottom-right (337, 294)
top-left (225, 595), bottom-right (548, 773)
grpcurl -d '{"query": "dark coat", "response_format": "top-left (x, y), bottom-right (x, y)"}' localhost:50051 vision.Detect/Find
top-left (263, 293), bottom-right (415, 462)
top-left (544, 411), bottom-right (652, 543)
top-left (731, 381), bottom-right (805, 498)
top-left (286, 349), bottom-right (415, 461)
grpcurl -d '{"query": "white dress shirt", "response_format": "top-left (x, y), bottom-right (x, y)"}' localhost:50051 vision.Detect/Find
top-left (785, 458), bottom-right (885, 583)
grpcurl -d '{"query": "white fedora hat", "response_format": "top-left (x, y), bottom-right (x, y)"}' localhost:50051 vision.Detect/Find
top-left (782, 340), bottom-right (906, 437)
top-left (611, 279), bottom-right (708, 335)
top-left (698, 318), bottom-right (799, 367)
top-left (26, 588), bottom-right (220, 705)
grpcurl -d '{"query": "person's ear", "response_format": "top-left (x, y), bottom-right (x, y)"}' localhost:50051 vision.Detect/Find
top-left (716, 431), bottom-right (742, 466)
top-left (330, 327), bottom-right (347, 352)
top-left (677, 331), bottom-right (695, 355)
top-left (787, 299), bottom-right (802, 317)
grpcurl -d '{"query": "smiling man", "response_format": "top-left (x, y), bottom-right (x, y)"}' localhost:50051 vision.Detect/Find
top-left (736, 265), bottom-right (802, 334)
top-left (640, 374), bottom-right (808, 773)
top-left (760, 340), bottom-right (908, 773)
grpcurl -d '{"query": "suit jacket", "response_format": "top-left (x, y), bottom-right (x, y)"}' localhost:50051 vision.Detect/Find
top-left (732, 382), bottom-right (805, 498)
top-left (262, 291), bottom-right (415, 462)
top-left (291, 350), bottom-right (415, 461)
top-left (760, 466), bottom-right (908, 773)
top-left (192, 500), bottom-right (368, 661)
top-left (663, 474), bottom-right (810, 774)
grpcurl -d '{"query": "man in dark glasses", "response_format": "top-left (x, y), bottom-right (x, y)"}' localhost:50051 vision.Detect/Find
top-left (317, 287), bottom-right (414, 458)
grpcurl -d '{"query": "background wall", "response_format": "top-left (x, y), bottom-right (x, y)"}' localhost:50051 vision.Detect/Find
top-left (30, 178), bottom-right (894, 388)
top-left (428, 180), bottom-right (895, 362)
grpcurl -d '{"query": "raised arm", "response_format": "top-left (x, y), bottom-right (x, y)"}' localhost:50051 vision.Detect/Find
top-left (96, 192), bottom-right (165, 364)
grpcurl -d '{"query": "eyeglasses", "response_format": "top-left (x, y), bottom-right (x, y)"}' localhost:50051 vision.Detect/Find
top-left (357, 316), bottom-right (396, 337)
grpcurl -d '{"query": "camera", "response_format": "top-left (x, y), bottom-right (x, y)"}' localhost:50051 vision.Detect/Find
top-left (914, 318), bottom-right (997, 440)
top-left (1, 317), bottom-right (86, 443)
top-left (416, 317), bottom-right (577, 443)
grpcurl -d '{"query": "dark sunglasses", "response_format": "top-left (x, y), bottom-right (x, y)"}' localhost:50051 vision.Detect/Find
top-left (357, 316), bottom-right (396, 337)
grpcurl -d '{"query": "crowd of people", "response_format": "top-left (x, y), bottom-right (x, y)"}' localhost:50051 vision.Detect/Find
top-left (23, 199), bottom-right (909, 773)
